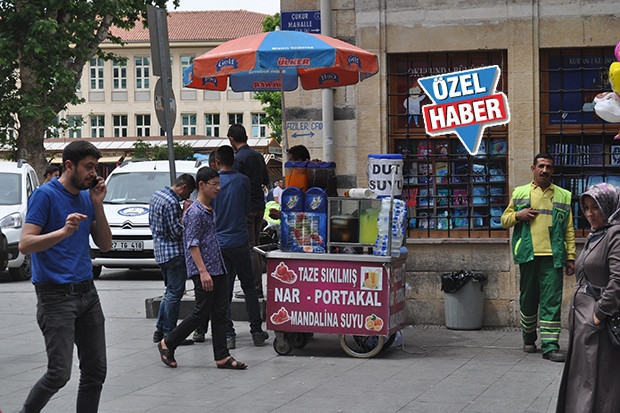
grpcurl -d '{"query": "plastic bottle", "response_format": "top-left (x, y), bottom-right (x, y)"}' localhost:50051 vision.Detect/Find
top-left (373, 198), bottom-right (392, 256)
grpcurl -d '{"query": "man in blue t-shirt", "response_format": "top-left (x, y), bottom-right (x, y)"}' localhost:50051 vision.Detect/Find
top-left (212, 145), bottom-right (268, 348)
top-left (18, 140), bottom-right (112, 413)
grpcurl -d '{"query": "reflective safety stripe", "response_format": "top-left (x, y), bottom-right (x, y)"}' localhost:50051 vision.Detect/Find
top-left (540, 320), bottom-right (561, 343)
top-left (553, 201), bottom-right (571, 211)
top-left (537, 208), bottom-right (552, 216)
top-left (520, 311), bottom-right (538, 333)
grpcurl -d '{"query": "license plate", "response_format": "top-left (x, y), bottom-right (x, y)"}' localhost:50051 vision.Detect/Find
top-left (111, 240), bottom-right (144, 251)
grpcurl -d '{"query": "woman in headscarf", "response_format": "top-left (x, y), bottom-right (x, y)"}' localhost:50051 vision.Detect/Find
top-left (556, 182), bottom-right (620, 412)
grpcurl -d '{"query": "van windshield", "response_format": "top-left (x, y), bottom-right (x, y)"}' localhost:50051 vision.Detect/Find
top-left (104, 172), bottom-right (173, 204)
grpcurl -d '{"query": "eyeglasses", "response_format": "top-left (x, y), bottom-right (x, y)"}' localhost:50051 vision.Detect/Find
top-left (205, 181), bottom-right (220, 187)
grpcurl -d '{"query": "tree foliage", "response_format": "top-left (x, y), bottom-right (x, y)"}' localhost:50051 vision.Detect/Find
top-left (0, 0), bottom-right (177, 176)
top-left (254, 13), bottom-right (282, 142)
top-left (132, 139), bottom-right (194, 160)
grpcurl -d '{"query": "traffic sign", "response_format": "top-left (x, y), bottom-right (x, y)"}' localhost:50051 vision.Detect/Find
top-left (154, 78), bottom-right (176, 130)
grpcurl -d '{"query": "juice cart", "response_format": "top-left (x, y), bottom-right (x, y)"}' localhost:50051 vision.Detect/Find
top-left (257, 196), bottom-right (407, 358)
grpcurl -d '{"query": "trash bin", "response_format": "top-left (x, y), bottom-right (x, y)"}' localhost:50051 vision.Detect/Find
top-left (441, 271), bottom-right (487, 330)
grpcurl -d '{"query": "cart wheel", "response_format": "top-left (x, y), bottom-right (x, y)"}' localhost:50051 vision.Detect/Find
top-left (273, 336), bottom-right (293, 355)
top-left (339, 334), bottom-right (385, 358)
top-left (381, 333), bottom-right (397, 352)
top-left (290, 332), bottom-right (310, 349)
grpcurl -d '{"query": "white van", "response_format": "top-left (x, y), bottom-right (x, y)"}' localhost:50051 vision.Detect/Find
top-left (0, 160), bottom-right (40, 280)
top-left (90, 159), bottom-right (205, 277)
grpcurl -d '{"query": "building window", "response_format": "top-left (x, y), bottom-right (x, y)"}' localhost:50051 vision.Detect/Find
top-left (135, 57), bottom-right (150, 89)
top-left (229, 113), bottom-right (243, 125)
top-left (67, 115), bottom-right (82, 138)
top-left (388, 51), bottom-right (509, 238)
top-left (182, 113), bottom-right (197, 135)
top-left (251, 113), bottom-right (267, 138)
top-left (45, 116), bottom-right (60, 139)
top-left (540, 47), bottom-right (617, 237)
top-left (113, 61), bottom-right (127, 90)
top-left (90, 115), bottom-right (105, 138)
top-left (1, 127), bottom-right (16, 141)
top-left (113, 115), bottom-right (128, 137)
top-left (205, 114), bottom-right (220, 137)
top-left (136, 114), bottom-right (151, 137)
top-left (90, 58), bottom-right (104, 90)
top-left (181, 56), bottom-right (194, 86)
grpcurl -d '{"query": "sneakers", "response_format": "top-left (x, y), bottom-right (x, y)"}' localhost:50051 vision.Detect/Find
top-left (252, 330), bottom-right (269, 346)
top-left (227, 336), bottom-right (236, 349)
top-left (542, 350), bottom-right (566, 362)
top-left (234, 290), bottom-right (265, 300)
top-left (179, 338), bottom-right (195, 346)
top-left (522, 344), bottom-right (537, 353)
top-left (193, 329), bottom-right (206, 342)
top-left (153, 330), bottom-right (164, 343)
top-left (234, 290), bottom-right (245, 299)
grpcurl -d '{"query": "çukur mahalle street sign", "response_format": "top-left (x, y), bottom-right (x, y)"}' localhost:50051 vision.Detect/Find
top-left (418, 65), bottom-right (510, 155)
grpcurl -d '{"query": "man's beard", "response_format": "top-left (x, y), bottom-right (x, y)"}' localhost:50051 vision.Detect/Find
top-left (71, 174), bottom-right (90, 191)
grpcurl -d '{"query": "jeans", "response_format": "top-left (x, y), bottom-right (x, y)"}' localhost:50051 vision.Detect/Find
top-left (165, 275), bottom-right (229, 362)
top-left (222, 243), bottom-right (263, 338)
top-left (246, 209), bottom-right (265, 293)
top-left (155, 256), bottom-right (188, 336)
top-left (22, 288), bottom-right (106, 413)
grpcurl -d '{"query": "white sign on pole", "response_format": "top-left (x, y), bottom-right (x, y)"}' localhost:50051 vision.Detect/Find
top-left (285, 121), bottom-right (323, 139)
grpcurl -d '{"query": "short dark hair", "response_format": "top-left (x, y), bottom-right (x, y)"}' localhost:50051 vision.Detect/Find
top-left (62, 140), bottom-right (101, 166)
top-left (533, 153), bottom-right (553, 166)
top-left (227, 124), bottom-right (247, 143)
top-left (44, 164), bottom-right (60, 177)
top-left (196, 166), bottom-right (219, 184)
top-left (174, 173), bottom-right (196, 191)
top-left (208, 151), bottom-right (216, 168)
top-left (287, 145), bottom-right (311, 161)
top-left (215, 145), bottom-right (235, 167)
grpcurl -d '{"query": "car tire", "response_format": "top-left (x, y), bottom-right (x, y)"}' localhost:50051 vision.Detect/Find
top-left (9, 254), bottom-right (31, 281)
top-left (93, 266), bottom-right (102, 279)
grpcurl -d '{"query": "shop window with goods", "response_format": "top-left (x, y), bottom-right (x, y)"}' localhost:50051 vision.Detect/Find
top-left (388, 51), bottom-right (509, 238)
top-left (541, 46), bottom-right (619, 237)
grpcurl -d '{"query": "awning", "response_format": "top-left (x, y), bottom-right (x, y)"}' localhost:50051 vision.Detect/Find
top-left (98, 156), bottom-right (123, 163)
top-left (264, 153), bottom-right (283, 177)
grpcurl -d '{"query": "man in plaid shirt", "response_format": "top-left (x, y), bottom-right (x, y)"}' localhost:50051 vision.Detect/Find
top-left (149, 174), bottom-right (196, 344)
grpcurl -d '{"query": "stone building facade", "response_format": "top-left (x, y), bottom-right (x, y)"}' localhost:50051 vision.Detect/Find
top-left (280, 0), bottom-right (619, 327)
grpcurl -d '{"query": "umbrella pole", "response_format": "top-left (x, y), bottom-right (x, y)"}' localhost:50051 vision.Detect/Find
top-left (280, 69), bottom-right (289, 154)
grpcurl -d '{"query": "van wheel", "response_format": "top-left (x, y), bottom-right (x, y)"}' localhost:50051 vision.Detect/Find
top-left (10, 254), bottom-right (31, 281)
top-left (93, 266), bottom-right (102, 279)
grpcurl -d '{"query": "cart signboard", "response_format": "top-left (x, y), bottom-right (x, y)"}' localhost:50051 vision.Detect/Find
top-left (266, 255), bottom-right (406, 335)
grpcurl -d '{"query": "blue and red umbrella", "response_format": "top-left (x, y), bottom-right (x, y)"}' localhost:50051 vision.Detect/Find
top-left (183, 30), bottom-right (379, 92)
top-left (183, 29), bottom-right (379, 149)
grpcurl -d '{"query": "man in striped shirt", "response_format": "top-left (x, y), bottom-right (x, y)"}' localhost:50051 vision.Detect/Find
top-left (149, 174), bottom-right (196, 344)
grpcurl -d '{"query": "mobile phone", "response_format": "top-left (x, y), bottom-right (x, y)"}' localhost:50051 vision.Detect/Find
top-left (91, 176), bottom-right (99, 189)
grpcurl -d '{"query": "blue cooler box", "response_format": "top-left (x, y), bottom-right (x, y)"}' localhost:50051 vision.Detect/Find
top-left (280, 187), bottom-right (327, 253)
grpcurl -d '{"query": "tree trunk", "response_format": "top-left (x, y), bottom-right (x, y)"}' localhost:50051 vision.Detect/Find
top-left (17, 121), bottom-right (49, 181)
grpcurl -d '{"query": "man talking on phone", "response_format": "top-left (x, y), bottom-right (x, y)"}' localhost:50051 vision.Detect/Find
top-left (501, 153), bottom-right (575, 363)
top-left (18, 140), bottom-right (112, 412)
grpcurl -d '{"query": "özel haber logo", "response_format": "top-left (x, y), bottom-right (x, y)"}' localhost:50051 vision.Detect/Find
top-left (418, 65), bottom-right (510, 155)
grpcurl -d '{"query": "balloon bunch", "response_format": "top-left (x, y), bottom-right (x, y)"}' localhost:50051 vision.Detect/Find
top-left (593, 42), bottom-right (620, 139)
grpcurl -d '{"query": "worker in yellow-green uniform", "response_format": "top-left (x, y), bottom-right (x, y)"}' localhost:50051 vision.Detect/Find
top-left (501, 153), bottom-right (575, 363)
